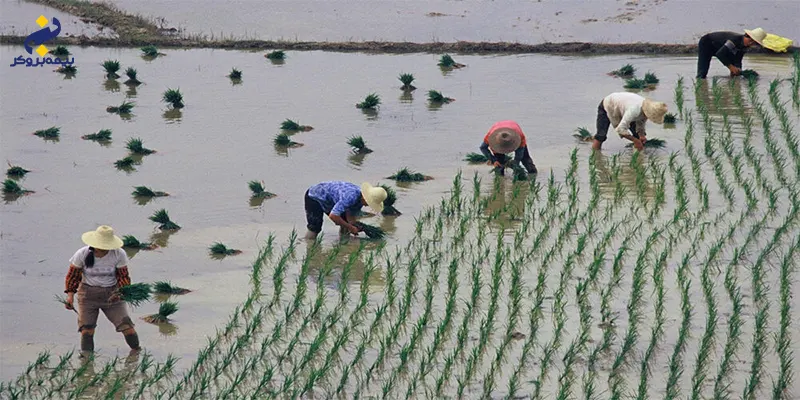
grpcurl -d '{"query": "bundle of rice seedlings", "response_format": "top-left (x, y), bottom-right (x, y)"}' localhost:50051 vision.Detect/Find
top-left (162, 88), bottom-right (184, 109)
top-left (438, 54), bottom-right (465, 68)
top-left (663, 113), bottom-right (677, 124)
top-left (512, 163), bottom-right (528, 181)
top-left (125, 138), bottom-right (156, 155)
top-left (399, 73), bottom-right (416, 91)
top-left (280, 119), bottom-right (313, 132)
top-left (353, 221), bottom-right (386, 239)
top-left (106, 101), bottom-right (135, 114)
top-left (122, 235), bottom-right (156, 250)
top-left (274, 133), bottom-right (302, 148)
top-left (54, 294), bottom-right (78, 314)
top-left (387, 168), bottom-right (433, 182)
top-left (114, 156), bottom-right (136, 170)
top-left (209, 242), bottom-right (242, 255)
top-left (228, 68), bottom-right (242, 80)
top-left (573, 126), bottom-right (593, 142)
top-left (132, 186), bottom-right (168, 197)
top-left (741, 69), bottom-right (759, 79)
top-left (248, 180), bottom-right (276, 198)
top-left (610, 64), bottom-right (635, 77)
top-left (143, 301), bottom-right (178, 323)
top-left (149, 209), bottom-right (181, 230)
top-left (347, 136), bottom-right (373, 154)
top-left (6, 165), bottom-right (30, 178)
top-left (82, 129), bottom-right (112, 142)
top-left (56, 65), bottom-right (77, 75)
top-left (116, 283), bottom-right (152, 307)
top-left (102, 60), bottom-right (121, 79)
top-left (152, 281), bottom-right (191, 295)
top-left (124, 67), bottom-right (141, 85)
top-left (428, 90), bottom-right (454, 103)
top-left (141, 45), bottom-right (162, 58)
top-left (644, 71), bottom-right (659, 85)
top-left (626, 138), bottom-right (667, 149)
top-left (50, 46), bottom-right (70, 57)
top-left (624, 78), bottom-right (648, 89)
top-left (265, 50), bottom-right (286, 60)
top-left (3, 179), bottom-right (32, 195)
top-left (464, 153), bottom-right (489, 163)
top-left (33, 127), bottom-right (60, 139)
top-left (356, 93), bottom-right (381, 109)
top-left (379, 184), bottom-right (401, 216)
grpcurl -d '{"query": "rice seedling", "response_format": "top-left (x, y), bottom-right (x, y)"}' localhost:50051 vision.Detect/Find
top-left (265, 50), bottom-right (285, 60)
top-left (463, 152), bottom-right (488, 163)
top-left (131, 186), bottom-right (168, 198)
top-left (3, 179), bottom-right (33, 195)
top-left (280, 119), bottom-right (313, 132)
top-left (209, 242), bottom-right (242, 256)
top-left (125, 138), bottom-right (156, 155)
top-left (273, 133), bottom-right (302, 148)
top-left (55, 64), bottom-right (76, 75)
top-left (102, 60), bottom-right (121, 78)
top-left (162, 88), bottom-right (184, 109)
top-left (54, 294), bottom-right (77, 314)
top-left (573, 126), bottom-right (593, 142)
top-left (399, 73), bottom-right (416, 90)
top-left (353, 221), bottom-right (386, 239)
top-left (438, 54), bottom-right (465, 68)
top-left (49, 45), bottom-right (69, 56)
top-left (106, 100), bottom-right (135, 114)
top-left (355, 93), bottom-right (381, 109)
top-left (387, 167), bottom-right (432, 182)
top-left (153, 281), bottom-right (191, 295)
top-left (248, 180), bottom-right (276, 199)
top-left (33, 126), bottom-right (59, 139)
top-left (114, 156), bottom-right (135, 170)
top-left (140, 45), bottom-right (163, 58)
top-left (644, 71), bottom-right (659, 84)
top-left (149, 209), bottom-right (181, 230)
top-left (81, 129), bottom-right (112, 142)
top-left (347, 135), bottom-right (372, 154)
top-left (610, 63), bottom-right (636, 77)
top-left (624, 78), bottom-right (648, 89)
top-left (427, 90), bottom-right (454, 104)
top-left (663, 112), bottom-right (677, 124)
top-left (143, 301), bottom-right (179, 323)
top-left (124, 67), bottom-right (141, 85)
top-left (378, 184), bottom-right (401, 216)
top-left (228, 68), bottom-right (242, 80)
top-left (116, 283), bottom-right (152, 307)
top-left (6, 165), bottom-right (29, 178)
top-left (741, 69), bottom-right (759, 79)
top-left (626, 137), bottom-right (666, 148)
top-left (122, 235), bottom-right (156, 250)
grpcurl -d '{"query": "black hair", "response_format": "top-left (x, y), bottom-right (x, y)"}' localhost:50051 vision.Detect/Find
top-left (85, 247), bottom-right (95, 268)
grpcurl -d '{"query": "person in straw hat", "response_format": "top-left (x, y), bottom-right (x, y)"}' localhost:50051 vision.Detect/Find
top-left (63, 225), bottom-right (142, 356)
top-left (592, 92), bottom-right (668, 151)
top-left (696, 28), bottom-right (767, 79)
top-left (479, 120), bottom-right (538, 176)
top-left (303, 181), bottom-right (387, 240)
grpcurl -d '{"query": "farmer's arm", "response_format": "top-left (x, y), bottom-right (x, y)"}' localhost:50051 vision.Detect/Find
top-left (714, 40), bottom-right (742, 74)
top-left (480, 141), bottom-right (496, 163)
top-left (116, 267), bottom-right (131, 287)
top-left (514, 146), bottom-right (525, 164)
top-left (64, 264), bottom-right (82, 309)
top-left (635, 120), bottom-right (647, 142)
top-left (328, 198), bottom-right (360, 234)
top-left (615, 106), bottom-right (639, 138)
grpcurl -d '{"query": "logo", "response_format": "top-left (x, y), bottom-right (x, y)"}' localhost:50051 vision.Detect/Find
top-left (9, 15), bottom-right (74, 68)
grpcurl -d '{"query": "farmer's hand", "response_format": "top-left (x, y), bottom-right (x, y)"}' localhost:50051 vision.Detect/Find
top-left (639, 135), bottom-right (647, 144)
top-left (65, 293), bottom-right (75, 310)
top-left (347, 224), bottom-right (361, 236)
top-left (493, 161), bottom-right (502, 168)
top-left (108, 292), bottom-right (121, 303)
top-left (633, 140), bottom-right (645, 151)
top-left (729, 65), bottom-right (742, 76)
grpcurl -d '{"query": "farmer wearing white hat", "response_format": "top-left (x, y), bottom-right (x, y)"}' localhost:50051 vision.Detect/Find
top-left (592, 92), bottom-right (668, 151)
top-left (304, 181), bottom-right (387, 240)
top-left (479, 120), bottom-right (538, 175)
top-left (696, 28), bottom-right (767, 79)
top-left (63, 225), bottom-right (141, 356)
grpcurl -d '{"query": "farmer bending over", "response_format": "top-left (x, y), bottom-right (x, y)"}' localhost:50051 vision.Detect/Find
top-left (592, 92), bottom-right (668, 151)
top-left (479, 120), bottom-right (538, 175)
top-left (304, 181), bottom-right (387, 240)
top-left (696, 28), bottom-right (766, 79)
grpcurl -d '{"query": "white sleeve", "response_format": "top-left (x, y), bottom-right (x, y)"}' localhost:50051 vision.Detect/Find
top-left (68, 248), bottom-right (86, 269)
top-left (115, 249), bottom-right (130, 269)
top-left (615, 105), bottom-right (641, 137)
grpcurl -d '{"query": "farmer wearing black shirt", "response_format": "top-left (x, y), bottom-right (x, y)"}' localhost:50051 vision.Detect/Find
top-left (696, 28), bottom-right (766, 79)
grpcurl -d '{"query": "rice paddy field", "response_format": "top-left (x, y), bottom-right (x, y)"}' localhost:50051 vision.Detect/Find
top-left (1, 43), bottom-right (799, 399)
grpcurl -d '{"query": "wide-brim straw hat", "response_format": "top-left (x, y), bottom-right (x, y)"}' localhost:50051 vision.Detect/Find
top-left (81, 225), bottom-right (124, 250)
top-left (744, 27), bottom-right (767, 47)
top-left (361, 182), bottom-right (387, 214)
top-left (642, 98), bottom-right (668, 124)
top-left (487, 127), bottom-right (522, 154)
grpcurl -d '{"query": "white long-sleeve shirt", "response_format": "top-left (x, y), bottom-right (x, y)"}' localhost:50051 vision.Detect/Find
top-left (602, 92), bottom-right (648, 137)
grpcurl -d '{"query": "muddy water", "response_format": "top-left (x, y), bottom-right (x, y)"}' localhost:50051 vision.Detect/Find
top-left (0, 45), bottom-right (796, 385)
top-left (104, 0), bottom-right (800, 45)
top-left (0, 0), bottom-right (112, 38)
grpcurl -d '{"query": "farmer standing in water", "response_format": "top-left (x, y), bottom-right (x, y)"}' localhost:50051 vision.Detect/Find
top-left (479, 120), bottom-right (538, 176)
top-left (695, 28), bottom-right (767, 79)
top-left (303, 181), bottom-right (387, 240)
top-left (592, 92), bottom-right (668, 151)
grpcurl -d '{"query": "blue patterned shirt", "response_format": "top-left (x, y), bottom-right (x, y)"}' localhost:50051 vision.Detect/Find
top-left (307, 181), bottom-right (363, 216)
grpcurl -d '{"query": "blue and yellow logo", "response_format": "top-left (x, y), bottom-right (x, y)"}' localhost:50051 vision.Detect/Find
top-left (10, 15), bottom-right (74, 68)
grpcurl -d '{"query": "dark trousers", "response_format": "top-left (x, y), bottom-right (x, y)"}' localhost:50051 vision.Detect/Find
top-left (594, 101), bottom-right (638, 143)
top-left (495, 146), bottom-right (537, 174)
top-left (304, 190), bottom-right (324, 233)
top-left (696, 35), bottom-right (742, 79)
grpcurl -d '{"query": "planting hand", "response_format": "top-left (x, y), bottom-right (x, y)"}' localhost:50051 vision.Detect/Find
top-left (347, 224), bottom-right (361, 236)
top-left (65, 293), bottom-right (75, 310)
top-left (633, 139), bottom-right (644, 151)
top-left (108, 291), bottom-right (122, 303)
top-left (492, 161), bottom-right (502, 168)
top-left (728, 65), bottom-right (741, 76)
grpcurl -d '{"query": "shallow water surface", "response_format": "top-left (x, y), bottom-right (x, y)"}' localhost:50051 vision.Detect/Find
top-left (0, 0), bottom-right (113, 38)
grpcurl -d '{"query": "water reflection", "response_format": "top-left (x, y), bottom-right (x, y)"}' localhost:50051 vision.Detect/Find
top-left (157, 321), bottom-right (178, 337)
top-left (2, 193), bottom-right (24, 204)
top-left (149, 230), bottom-right (175, 248)
top-left (482, 175), bottom-right (532, 230)
top-left (303, 238), bottom-right (386, 288)
top-left (593, 152), bottom-right (656, 202)
top-left (348, 152), bottom-right (368, 167)
top-left (162, 108), bottom-right (182, 123)
top-left (61, 72), bottom-right (76, 80)
top-left (427, 101), bottom-right (443, 111)
top-left (230, 78), bottom-right (243, 86)
top-left (125, 85), bottom-right (138, 98)
top-left (103, 79), bottom-right (121, 93)
top-left (399, 91), bottom-right (414, 103)
top-left (269, 59), bottom-right (285, 66)
top-left (361, 108), bottom-right (378, 120)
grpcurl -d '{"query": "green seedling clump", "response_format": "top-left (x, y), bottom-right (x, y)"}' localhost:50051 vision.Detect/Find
top-left (153, 281), bottom-right (191, 295)
top-left (82, 129), bottom-right (112, 142)
top-left (122, 235), bottom-right (156, 250)
top-left (248, 180), bottom-right (276, 198)
top-left (265, 50), bottom-right (286, 60)
top-left (162, 88), bottom-right (184, 109)
top-left (116, 283), bottom-right (152, 307)
top-left (149, 209), bottom-right (181, 230)
top-left (33, 127), bottom-right (59, 139)
top-left (143, 301), bottom-right (179, 323)
top-left (114, 156), bottom-right (136, 170)
top-left (512, 163), bottom-right (528, 181)
top-left (626, 138), bottom-right (667, 149)
top-left (356, 93), bottom-right (381, 109)
top-left (428, 90), bottom-right (454, 104)
top-left (610, 63), bottom-right (636, 77)
top-left (132, 186), bottom-right (168, 197)
top-left (6, 165), bottom-right (30, 178)
top-left (56, 65), bottom-right (77, 74)
top-left (624, 78), bottom-right (648, 89)
top-left (54, 294), bottom-right (77, 314)
top-left (663, 113), bottom-right (677, 124)
top-left (281, 119), bottom-right (313, 132)
top-left (387, 168), bottom-right (432, 182)
top-left (353, 221), bottom-right (386, 239)
top-left (274, 133), bottom-right (302, 148)
top-left (399, 73), bottom-right (416, 90)
top-left (741, 69), bottom-right (759, 79)
top-left (228, 68), bottom-right (242, 80)
top-left (50, 46), bottom-right (70, 56)
top-left (348, 136), bottom-right (373, 154)
top-left (102, 60), bottom-right (121, 79)
top-left (644, 72), bottom-right (659, 85)
top-left (3, 179), bottom-right (33, 195)
top-left (464, 152), bottom-right (489, 163)
top-left (438, 54), bottom-right (465, 68)
top-left (124, 67), bottom-right (141, 85)
top-left (209, 242), bottom-right (242, 256)
top-left (140, 45), bottom-right (162, 58)
top-left (573, 127), bottom-right (593, 142)
top-left (125, 138), bottom-right (156, 155)
top-left (106, 101), bottom-right (135, 114)
top-left (379, 184), bottom-right (401, 216)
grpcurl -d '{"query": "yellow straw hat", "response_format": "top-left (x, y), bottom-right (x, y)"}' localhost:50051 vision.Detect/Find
top-left (360, 182), bottom-right (387, 214)
top-left (81, 225), bottom-right (124, 250)
top-left (744, 28), bottom-right (767, 47)
top-left (487, 128), bottom-right (522, 154)
top-left (642, 98), bottom-right (668, 124)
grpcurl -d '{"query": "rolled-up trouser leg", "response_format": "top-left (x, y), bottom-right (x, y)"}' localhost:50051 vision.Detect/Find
top-left (81, 333), bottom-right (94, 352)
top-left (594, 101), bottom-right (610, 142)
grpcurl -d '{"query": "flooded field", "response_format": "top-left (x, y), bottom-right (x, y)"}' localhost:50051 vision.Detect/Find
top-left (0, 0), bottom-right (111, 37)
top-left (1, 44), bottom-right (799, 399)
